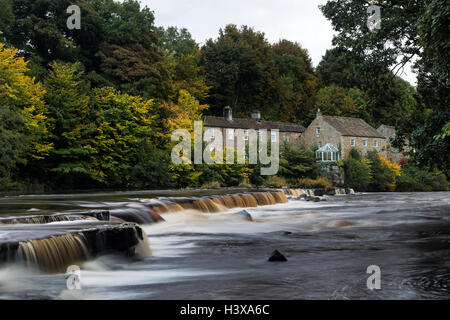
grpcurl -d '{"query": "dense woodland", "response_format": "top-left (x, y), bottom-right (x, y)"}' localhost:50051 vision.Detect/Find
top-left (0, 0), bottom-right (448, 192)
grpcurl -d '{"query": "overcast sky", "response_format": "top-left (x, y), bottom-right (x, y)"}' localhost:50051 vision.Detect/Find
top-left (141, 0), bottom-right (417, 85)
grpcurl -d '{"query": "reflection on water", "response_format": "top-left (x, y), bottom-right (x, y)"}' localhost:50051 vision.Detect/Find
top-left (1, 191), bottom-right (450, 299)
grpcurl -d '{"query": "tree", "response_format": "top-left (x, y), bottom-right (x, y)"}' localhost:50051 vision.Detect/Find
top-left (320, 0), bottom-right (449, 175)
top-left (200, 24), bottom-right (279, 118)
top-left (96, 32), bottom-right (170, 99)
top-left (157, 26), bottom-right (198, 56)
top-left (43, 62), bottom-right (91, 186)
top-left (315, 85), bottom-right (363, 118)
top-left (272, 40), bottom-right (320, 124)
top-left (84, 87), bottom-right (160, 187)
top-left (317, 47), bottom-right (363, 89)
top-left (279, 143), bottom-right (316, 182)
top-left (0, 43), bottom-right (51, 162)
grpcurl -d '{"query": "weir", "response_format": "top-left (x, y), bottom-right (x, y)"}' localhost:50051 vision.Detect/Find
top-left (0, 188), bottom-right (347, 274)
top-left (0, 222), bottom-right (150, 273)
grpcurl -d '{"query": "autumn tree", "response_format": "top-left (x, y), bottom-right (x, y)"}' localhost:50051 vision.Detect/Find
top-left (0, 43), bottom-right (51, 187)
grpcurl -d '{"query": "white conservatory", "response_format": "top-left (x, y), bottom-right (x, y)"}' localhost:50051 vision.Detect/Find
top-left (316, 143), bottom-right (340, 162)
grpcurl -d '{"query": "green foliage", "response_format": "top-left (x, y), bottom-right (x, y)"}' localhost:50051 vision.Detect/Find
top-left (157, 26), bottom-right (198, 56)
top-left (200, 24), bottom-right (279, 119)
top-left (320, 0), bottom-right (448, 175)
top-left (366, 151), bottom-right (396, 192)
top-left (343, 157), bottom-right (372, 191)
top-left (279, 143), bottom-right (317, 182)
top-left (315, 85), bottom-right (363, 118)
top-left (396, 165), bottom-right (449, 192)
top-left (43, 62), bottom-right (91, 183)
top-left (272, 40), bottom-right (319, 124)
top-left (348, 148), bottom-right (362, 160)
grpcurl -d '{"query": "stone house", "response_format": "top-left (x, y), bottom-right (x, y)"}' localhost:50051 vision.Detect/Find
top-left (301, 110), bottom-right (387, 161)
top-left (377, 124), bottom-right (409, 162)
top-left (203, 107), bottom-right (305, 148)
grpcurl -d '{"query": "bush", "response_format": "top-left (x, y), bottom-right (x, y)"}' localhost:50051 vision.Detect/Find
top-left (367, 151), bottom-right (397, 191)
top-left (349, 148), bottom-right (362, 160)
top-left (279, 143), bottom-right (317, 182)
top-left (297, 177), bottom-right (332, 189)
top-left (201, 180), bottom-right (221, 189)
top-left (396, 165), bottom-right (449, 191)
top-left (263, 175), bottom-right (288, 188)
top-left (343, 157), bottom-right (372, 191)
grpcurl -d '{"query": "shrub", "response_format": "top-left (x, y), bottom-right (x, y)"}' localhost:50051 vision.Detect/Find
top-left (201, 180), bottom-right (221, 189)
top-left (263, 175), bottom-right (288, 188)
top-left (396, 165), bottom-right (449, 192)
top-left (349, 148), bottom-right (362, 160)
top-left (343, 157), bottom-right (372, 191)
top-left (297, 177), bottom-right (332, 189)
top-left (367, 151), bottom-right (396, 191)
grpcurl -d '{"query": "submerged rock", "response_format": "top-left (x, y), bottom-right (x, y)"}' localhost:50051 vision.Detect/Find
top-left (268, 250), bottom-right (288, 262)
top-left (234, 210), bottom-right (253, 221)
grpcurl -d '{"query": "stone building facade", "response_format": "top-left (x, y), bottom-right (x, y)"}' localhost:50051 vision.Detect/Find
top-left (377, 124), bottom-right (409, 162)
top-left (301, 110), bottom-right (387, 160)
top-left (203, 107), bottom-right (305, 148)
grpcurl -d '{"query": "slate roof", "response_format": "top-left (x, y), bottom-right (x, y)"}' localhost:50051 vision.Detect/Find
top-left (322, 116), bottom-right (384, 138)
top-left (203, 116), bottom-right (305, 133)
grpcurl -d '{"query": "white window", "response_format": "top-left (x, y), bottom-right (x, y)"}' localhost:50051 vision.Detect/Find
top-left (227, 129), bottom-right (234, 140)
top-left (363, 140), bottom-right (367, 147)
top-left (318, 141), bottom-right (322, 148)
top-left (271, 131), bottom-right (277, 142)
top-left (374, 140), bottom-right (378, 147)
top-left (244, 130), bottom-right (249, 141)
top-left (351, 139), bottom-right (355, 147)
top-left (316, 127), bottom-right (320, 137)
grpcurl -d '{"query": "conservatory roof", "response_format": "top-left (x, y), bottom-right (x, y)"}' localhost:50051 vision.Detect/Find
top-left (316, 143), bottom-right (339, 152)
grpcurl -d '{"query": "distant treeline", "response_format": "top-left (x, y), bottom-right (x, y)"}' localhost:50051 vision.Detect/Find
top-left (0, 0), bottom-right (447, 191)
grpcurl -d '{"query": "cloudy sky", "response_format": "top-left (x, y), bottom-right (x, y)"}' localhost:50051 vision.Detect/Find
top-left (141, 0), bottom-right (416, 85)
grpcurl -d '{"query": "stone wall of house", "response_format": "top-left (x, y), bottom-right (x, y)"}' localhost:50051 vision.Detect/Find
top-left (341, 136), bottom-right (386, 158)
top-left (376, 125), bottom-right (408, 162)
top-left (204, 127), bottom-right (302, 150)
top-left (279, 132), bottom-right (302, 147)
top-left (300, 116), bottom-right (342, 151)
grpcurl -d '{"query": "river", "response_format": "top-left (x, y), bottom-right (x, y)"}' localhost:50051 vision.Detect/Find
top-left (0, 191), bottom-right (449, 299)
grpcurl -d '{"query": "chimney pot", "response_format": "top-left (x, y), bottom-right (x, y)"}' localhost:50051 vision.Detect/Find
top-left (224, 106), bottom-right (232, 121)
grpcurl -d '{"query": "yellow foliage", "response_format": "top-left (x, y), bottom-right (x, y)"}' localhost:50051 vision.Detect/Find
top-left (0, 42), bottom-right (52, 159)
top-left (164, 89), bottom-right (209, 134)
top-left (378, 154), bottom-right (401, 177)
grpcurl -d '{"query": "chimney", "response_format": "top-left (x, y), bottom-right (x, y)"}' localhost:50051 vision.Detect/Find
top-left (251, 109), bottom-right (261, 123)
top-left (223, 106), bottom-right (232, 121)
top-left (316, 108), bottom-right (322, 118)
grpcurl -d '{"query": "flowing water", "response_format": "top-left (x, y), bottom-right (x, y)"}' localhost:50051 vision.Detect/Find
top-left (0, 190), bottom-right (449, 300)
